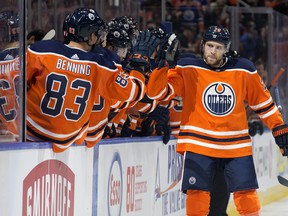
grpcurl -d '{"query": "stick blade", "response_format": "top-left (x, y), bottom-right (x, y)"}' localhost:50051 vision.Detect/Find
top-left (278, 175), bottom-right (288, 187)
top-left (42, 29), bottom-right (56, 40)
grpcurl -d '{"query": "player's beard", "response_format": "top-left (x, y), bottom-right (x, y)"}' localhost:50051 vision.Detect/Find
top-left (203, 53), bottom-right (223, 68)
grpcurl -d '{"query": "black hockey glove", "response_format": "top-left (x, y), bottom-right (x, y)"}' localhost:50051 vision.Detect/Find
top-left (102, 124), bottom-right (116, 138)
top-left (148, 105), bottom-right (170, 123)
top-left (129, 30), bottom-right (160, 73)
top-left (148, 105), bottom-right (171, 144)
top-left (272, 124), bottom-right (288, 156)
top-left (157, 33), bottom-right (180, 68)
top-left (121, 118), bottom-right (135, 137)
top-left (155, 122), bottom-right (171, 144)
top-left (248, 121), bottom-right (264, 137)
top-left (140, 118), bottom-right (154, 136)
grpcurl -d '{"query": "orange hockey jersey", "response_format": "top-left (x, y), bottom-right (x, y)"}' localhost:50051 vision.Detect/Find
top-left (85, 94), bottom-right (128, 147)
top-left (26, 40), bottom-right (145, 152)
top-left (0, 47), bottom-right (20, 138)
top-left (147, 57), bottom-right (284, 158)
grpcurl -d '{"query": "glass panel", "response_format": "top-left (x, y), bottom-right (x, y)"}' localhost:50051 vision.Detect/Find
top-left (1, 1), bottom-right (286, 143)
top-left (0, 0), bottom-right (23, 142)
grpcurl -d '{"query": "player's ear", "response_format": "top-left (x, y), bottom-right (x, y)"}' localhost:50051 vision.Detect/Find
top-left (89, 32), bottom-right (97, 45)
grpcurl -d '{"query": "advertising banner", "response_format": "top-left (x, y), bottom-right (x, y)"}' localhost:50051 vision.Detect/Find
top-left (0, 144), bottom-right (94, 216)
top-left (94, 137), bottom-right (186, 216)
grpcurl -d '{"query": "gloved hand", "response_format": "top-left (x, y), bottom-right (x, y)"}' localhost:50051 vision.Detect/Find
top-left (129, 30), bottom-right (160, 72)
top-left (157, 33), bottom-right (180, 68)
top-left (148, 105), bottom-right (171, 144)
top-left (272, 124), bottom-right (288, 156)
top-left (155, 121), bottom-right (171, 144)
top-left (248, 121), bottom-right (264, 137)
top-left (102, 124), bottom-right (116, 138)
top-left (121, 118), bottom-right (135, 137)
top-left (140, 118), bottom-right (154, 136)
top-left (148, 105), bottom-right (170, 123)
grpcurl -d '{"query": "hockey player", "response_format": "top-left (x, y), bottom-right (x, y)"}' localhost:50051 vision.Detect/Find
top-left (146, 25), bottom-right (288, 215)
top-left (26, 8), bottom-right (151, 153)
top-left (0, 12), bottom-right (20, 139)
top-left (85, 19), bottom-right (133, 146)
top-left (120, 27), bottom-right (177, 143)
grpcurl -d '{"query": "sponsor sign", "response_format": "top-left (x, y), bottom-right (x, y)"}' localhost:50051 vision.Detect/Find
top-left (95, 138), bottom-right (186, 216)
top-left (0, 146), bottom-right (93, 216)
top-left (22, 159), bottom-right (75, 216)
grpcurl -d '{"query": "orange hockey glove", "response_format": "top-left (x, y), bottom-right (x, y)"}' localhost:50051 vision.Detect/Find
top-left (272, 124), bottom-right (288, 156)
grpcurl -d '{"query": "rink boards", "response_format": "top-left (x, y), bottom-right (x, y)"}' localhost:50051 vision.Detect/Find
top-left (0, 132), bottom-right (287, 215)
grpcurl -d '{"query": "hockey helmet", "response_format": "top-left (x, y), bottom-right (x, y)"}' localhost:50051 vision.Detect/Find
top-left (148, 27), bottom-right (167, 40)
top-left (203, 26), bottom-right (231, 47)
top-left (0, 11), bottom-right (20, 42)
top-left (112, 16), bottom-right (139, 46)
top-left (107, 21), bottom-right (131, 48)
top-left (63, 7), bottom-right (106, 42)
top-left (8, 13), bottom-right (19, 42)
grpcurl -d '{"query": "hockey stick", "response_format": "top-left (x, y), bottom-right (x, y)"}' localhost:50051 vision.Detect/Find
top-left (270, 68), bottom-right (285, 113)
top-left (267, 67), bottom-right (285, 90)
top-left (277, 175), bottom-right (288, 187)
top-left (42, 29), bottom-right (56, 40)
top-left (274, 86), bottom-right (283, 113)
top-left (247, 67), bottom-right (285, 117)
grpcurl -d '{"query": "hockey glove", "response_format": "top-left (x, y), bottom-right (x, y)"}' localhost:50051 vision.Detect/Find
top-left (148, 105), bottom-right (170, 123)
top-left (157, 33), bottom-right (180, 68)
top-left (121, 118), bottom-right (135, 137)
top-left (272, 124), bottom-right (288, 156)
top-left (155, 122), bottom-right (171, 144)
top-left (248, 121), bottom-right (264, 137)
top-left (129, 30), bottom-right (160, 72)
top-left (148, 105), bottom-right (171, 144)
top-left (140, 118), bottom-right (154, 136)
top-left (102, 124), bottom-right (116, 138)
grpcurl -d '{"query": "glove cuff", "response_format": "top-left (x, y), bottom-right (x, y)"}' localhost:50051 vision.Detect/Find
top-left (272, 124), bottom-right (288, 137)
top-left (130, 54), bottom-right (149, 64)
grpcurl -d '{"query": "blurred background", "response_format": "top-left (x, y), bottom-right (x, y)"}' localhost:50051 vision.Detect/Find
top-left (0, 0), bottom-right (287, 141)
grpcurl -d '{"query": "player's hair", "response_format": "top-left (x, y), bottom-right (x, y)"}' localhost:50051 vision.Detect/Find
top-left (27, 29), bottom-right (46, 41)
top-left (63, 7), bottom-right (106, 43)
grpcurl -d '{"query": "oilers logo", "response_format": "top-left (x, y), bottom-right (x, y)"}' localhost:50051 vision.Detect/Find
top-left (203, 82), bottom-right (235, 116)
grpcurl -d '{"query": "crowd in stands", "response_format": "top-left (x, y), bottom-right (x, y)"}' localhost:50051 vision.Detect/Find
top-left (3, 0), bottom-right (283, 66)
top-left (141, 0), bottom-right (287, 61)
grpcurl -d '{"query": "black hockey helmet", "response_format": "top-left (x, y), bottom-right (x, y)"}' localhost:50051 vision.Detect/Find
top-left (0, 11), bottom-right (20, 42)
top-left (107, 20), bottom-right (131, 48)
top-left (63, 7), bottom-right (106, 42)
top-left (148, 26), bottom-right (167, 40)
top-left (7, 13), bottom-right (19, 42)
top-left (203, 26), bottom-right (231, 47)
top-left (112, 16), bottom-right (139, 46)
top-left (8, 14), bottom-right (19, 28)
